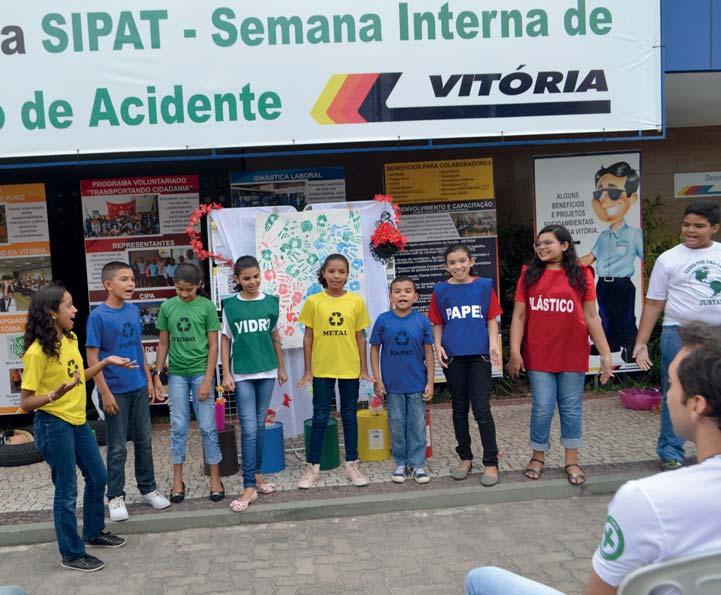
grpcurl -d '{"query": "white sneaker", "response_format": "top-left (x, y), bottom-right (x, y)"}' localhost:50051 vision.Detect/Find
top-left (108, 496), bottom-right (128, 522)
top-left (344, 460), bottom-right (369, 487)
top-left (140, 490), bottom-right (171, 510)
top-left (392, 465), bottom-right (406, 483)
top-left (297, 463), bottom-right (320, 489)
top-left (412, 468), bottom-right (431, 484)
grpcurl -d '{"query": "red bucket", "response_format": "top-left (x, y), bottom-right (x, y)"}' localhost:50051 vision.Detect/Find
top-left (619, 388), bottom-right (661, 411)
top-left (425, 408), bottom-right (433, 459)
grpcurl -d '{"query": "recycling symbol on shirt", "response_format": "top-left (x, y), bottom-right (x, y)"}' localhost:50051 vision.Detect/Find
top-left (66, 358), bottom-right (80, 379)
top-left (121, 322), bottom-right (135, 338)
top-left (176, 317), bottom-right (192, 333)
top-left (599, 515), bottom-right (625, 561)
top-left (328, 312), bottom-right (344, 327)
top-left (394, 330), bottom-right (410, 346)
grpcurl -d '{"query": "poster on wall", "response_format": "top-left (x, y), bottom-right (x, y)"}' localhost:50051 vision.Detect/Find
top-left (384, 158), bottom-right (500, 378)
top-left (384, 159), bottom-right (497, 308)
top-left (0, 184), bottom-right (52, 414)
top-left (674, 171), bottom-right (721, 199)
top-left (208, 217), bottom-right (236, 310)
top-left (533, 152), bottom-right (643, 373)
top-left (256, 208), bottom-right (365, 349)
top-left (80, 176), bottom-right (200, 366)
top-left (230, 167), bottom-right (346, 209)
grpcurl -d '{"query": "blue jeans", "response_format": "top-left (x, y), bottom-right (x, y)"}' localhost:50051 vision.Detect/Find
top-left (236, 378), bottom-right (276, 488)
top-left (168, 374), bottom-right (222, 465)
top-left (528, 371), bottom-right (585, 451)
top-left (308, 377), bottom-right (359, 464)
top-left (466, 567), bottom-right (565, 595)
top-left (103, 385), bottom-right (157, 499)
top-left (657, 325), bottom-right (685, 463)
top-left (387, 392), bottom-right (426, 469)
top-left (33, 410), bottom-right (107, 561)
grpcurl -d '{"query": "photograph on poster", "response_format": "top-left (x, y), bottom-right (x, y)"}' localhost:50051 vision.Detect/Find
top-left (0, 205), bottom-right (8, 244)
top-left (138, 302), bottom-right (161, 340)
top-left (230, 167), bottom-right (346, 210)
top-left (0, 256), bottom-right (52, 312)
top-left (128, 247), bottom-right (199, 288)
top-left (450, 211), bottom-right (497, 238)
top-left (83, 193), bottom-right (160, 238)
top-left (8, 368), bottom-right (22, 394)
top-left (232, 181), bottom-right (306, 210)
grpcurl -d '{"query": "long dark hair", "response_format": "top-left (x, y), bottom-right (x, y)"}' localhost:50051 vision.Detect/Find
top-left (173, 262), bottom-right (211, 299)
top-left (317, 254), bottom-right (349, 288)
top-left (24, 282), bottom-right (73, 359)
top-left (233, 255), bottom-right (260, 293)
top-left (524, 225), bottom-right (587, 295)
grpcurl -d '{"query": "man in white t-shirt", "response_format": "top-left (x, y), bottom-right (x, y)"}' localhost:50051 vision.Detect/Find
top-left (633, 200), bottom-right (721, 470)
top-left (466, 323), bottom-right (721, 595)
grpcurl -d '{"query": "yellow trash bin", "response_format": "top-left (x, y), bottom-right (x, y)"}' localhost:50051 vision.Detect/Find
top-left (357, 409), bottom-right (391, 462)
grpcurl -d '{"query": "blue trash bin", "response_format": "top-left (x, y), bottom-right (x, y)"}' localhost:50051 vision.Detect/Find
top-left (260, 422), bottom-right (286, 474)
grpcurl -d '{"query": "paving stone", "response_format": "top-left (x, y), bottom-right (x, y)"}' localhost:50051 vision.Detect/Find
top-left (1, 396), bottom-right (693, 523)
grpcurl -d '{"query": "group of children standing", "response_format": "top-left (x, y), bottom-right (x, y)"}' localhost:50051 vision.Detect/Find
top-left (18, 199), bottom-right (720, 572)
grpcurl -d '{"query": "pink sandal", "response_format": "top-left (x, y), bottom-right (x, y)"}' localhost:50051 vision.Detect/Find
top-left (257, 481), bottom-right (277, 494)
top-left (229, 491), bottom-right (258, 513)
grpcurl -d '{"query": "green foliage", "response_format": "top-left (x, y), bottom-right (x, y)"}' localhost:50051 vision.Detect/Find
top-left (642, 194), bottom-right (677, 291)
top-left (639, 194), bottom-right (677, 387)
top-left (496, 217), bottom-right (534, 326)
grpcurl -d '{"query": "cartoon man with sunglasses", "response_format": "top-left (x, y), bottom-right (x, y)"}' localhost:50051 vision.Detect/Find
top-left (581, 161), bottom-right (643, 363)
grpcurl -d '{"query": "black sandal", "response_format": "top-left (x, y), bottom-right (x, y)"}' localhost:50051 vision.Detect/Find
top-left (209, 481), bottom-right (225, 502)
top-left (524, 458), bottom-right (545, 480)
top-left (565, 464), bottom-right (586, 486)
top-left (169, 481), bottom-right (185, 504)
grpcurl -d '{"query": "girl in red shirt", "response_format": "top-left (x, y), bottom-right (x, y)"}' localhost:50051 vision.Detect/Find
top-left (509, 225), bottom-right (612, 485)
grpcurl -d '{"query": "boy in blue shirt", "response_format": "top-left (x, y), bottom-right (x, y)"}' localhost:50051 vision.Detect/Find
top-left (86, 261), bottom-right (170, 521)
top-left (370, 276), bottom-right (434, 484)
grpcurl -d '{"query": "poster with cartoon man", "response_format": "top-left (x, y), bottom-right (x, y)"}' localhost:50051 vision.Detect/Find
top-left (534, 152), bottom-right (643, 373)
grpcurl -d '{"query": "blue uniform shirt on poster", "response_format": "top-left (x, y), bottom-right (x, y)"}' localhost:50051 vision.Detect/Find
top-left (591, 223), bottom-right (643, 278)
top-left (369, 310), bottom-right (433, 394)
top-left (86, 302), bottom-right (147, 394)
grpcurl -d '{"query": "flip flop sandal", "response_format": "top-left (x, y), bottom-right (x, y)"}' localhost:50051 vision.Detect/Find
top-left (524, 458), bottom-right (545, 480)
top-left (257, 481), bottom-right (277, 494)
top-left (565, 464), bottom-right (586, 486)
top-left (230, 492), bottom-right (258, 513)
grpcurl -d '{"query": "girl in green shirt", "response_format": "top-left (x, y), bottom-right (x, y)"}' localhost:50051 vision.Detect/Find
top-left (221, 256), bottom-right (287, 512)
top-left (154, 263), bottom-right (224, 503)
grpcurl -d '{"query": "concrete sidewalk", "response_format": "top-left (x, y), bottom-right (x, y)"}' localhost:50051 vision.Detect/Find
top-left (0, 394), bottom-right (694, 545)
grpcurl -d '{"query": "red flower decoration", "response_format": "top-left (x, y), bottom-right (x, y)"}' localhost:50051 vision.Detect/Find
top-left (371, 221), bottom-right (407, 250)
top-left (282, 393), bottom-right (292, 408)
top-left (369, 193), bottom-right (408, 262)
top-left (185, 203), bottom-right (234, 265)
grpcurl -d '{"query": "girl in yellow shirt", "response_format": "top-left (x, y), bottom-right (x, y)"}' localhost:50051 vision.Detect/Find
top-left (21, 283), bottom-right (135, 572)
top-left (296, 254), bottom-right (372, 490)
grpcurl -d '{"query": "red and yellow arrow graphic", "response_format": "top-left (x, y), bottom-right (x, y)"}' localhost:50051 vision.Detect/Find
top-left (311, 73), bottom-right (380, 124)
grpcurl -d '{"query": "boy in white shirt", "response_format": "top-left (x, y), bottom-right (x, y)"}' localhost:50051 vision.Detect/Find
top-left (466, 322), bottom-right (721, 595)
top-left (633, 200), bottom-right (721, 469)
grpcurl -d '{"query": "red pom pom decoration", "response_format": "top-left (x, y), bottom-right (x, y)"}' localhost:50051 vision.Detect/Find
top-left (185, 203), bottom-right (234, 266)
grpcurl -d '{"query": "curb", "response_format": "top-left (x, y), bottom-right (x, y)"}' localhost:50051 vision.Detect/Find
top-left (0, 469), bottom-right (653, 548)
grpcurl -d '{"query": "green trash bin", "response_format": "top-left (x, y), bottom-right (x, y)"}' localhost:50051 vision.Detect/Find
top-left (303, 418), bottom-right (340, 471)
